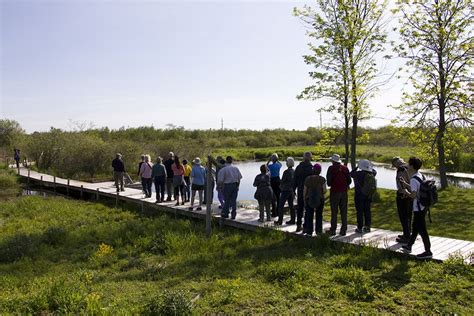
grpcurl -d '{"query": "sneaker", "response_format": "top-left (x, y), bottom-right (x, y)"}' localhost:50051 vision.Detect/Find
top-left (181, 201), bottom-right (185, 205)
top-left (401, 245), bottom-right (412, 253)
top-left (303, 233), bottom-right (312, 237)
top-left (325, 229), bottom-right (336, 236)
top-left (175, 202), bottom-right (180, 206)
top-left (363, 226), bottom-right (371, 233)
top-left (355, 228), bottom-right (364, 234)
top-left (286, 220), bottom-right (296, 225)
top-left (257, 218), bottom-right (264, 223)
top-left (397, 234), bottom-right (404, 239)
top-left (196, 207), bottom-right (202, 211)
top-left (231, 216), bottom-right (236, 220)
top-left (416, 251), bottom-right (433, 259)
top-left (121, 188), bottom-right (125, 192)
top-left (274, 221), bottom-right (282, 226)
top-left (396, 237), bottom-right (408, 244)
top-left (218, 205), bottom-right (223, 209)
top-left (339, 231), bottom-right (346, 236)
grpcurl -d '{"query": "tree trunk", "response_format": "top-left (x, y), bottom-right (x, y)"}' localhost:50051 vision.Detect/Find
top-left (342, 55), bottom-right (350, 166)
top-left (348, 47), bottom-right (358, 171)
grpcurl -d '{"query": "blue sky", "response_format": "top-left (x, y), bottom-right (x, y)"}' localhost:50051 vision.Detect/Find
top-left (1, 0), bottom-right (401, 133)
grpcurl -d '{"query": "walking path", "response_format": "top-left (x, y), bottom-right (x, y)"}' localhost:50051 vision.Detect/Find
top-left (16, 167), bottom-right (473, 264)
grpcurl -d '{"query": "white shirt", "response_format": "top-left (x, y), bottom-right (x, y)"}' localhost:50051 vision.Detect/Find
top-left (410, 171), bottom-right (425, 212)
top-left (217, 163), bottom-right (242, 184)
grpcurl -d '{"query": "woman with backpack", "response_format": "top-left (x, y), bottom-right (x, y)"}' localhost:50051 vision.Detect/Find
top-left (303, 163), bottom-right (327, 236)
top-left (139, 155), bottom-right (153, 198)
top-left (253, 164), bottom-right (274, 222)
top-left (350, 159), bottom-right (377, 233)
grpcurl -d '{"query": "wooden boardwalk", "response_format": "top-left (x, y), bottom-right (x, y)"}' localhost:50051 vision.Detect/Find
top-left (15, 167), bottom-right (474, 264)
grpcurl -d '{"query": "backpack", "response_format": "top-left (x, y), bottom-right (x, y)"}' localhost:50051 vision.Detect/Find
top-left (307, 187), bottom-right (322, 208)
top-left (413, 175), bottom-right (438, 223)
top-left (361, 172), bottom-right (377, 198)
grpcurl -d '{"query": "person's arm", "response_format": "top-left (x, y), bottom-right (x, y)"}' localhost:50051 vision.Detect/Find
top-left (326, 166), bottom-right (332, 187)
top-left (322, 182), bottom-right (327, 195)
top-left (345, 169), bottom-right (352, 186)
top-left (253, 175), bottom-right (259, 187)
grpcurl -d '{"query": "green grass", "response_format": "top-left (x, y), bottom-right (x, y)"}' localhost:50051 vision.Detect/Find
top-left (0, 169), bottom-right (21, 200)
top-left (345, 188), bottom-right (474, 241)
top-left (213, 145), bottom-right (416, 164)
top-left (0, 195), bottom-right (473, 314)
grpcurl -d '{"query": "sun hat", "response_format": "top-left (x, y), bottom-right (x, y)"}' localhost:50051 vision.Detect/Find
top-left (330, 154), bottom-right (341, 163)
top-left (193, 157), bottom-right (201, 165)
top-left (358, 159), bottom-right (373, 172)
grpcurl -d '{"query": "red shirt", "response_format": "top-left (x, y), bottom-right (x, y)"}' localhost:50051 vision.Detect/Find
top-left (327, 163), bottom-right (351, 193)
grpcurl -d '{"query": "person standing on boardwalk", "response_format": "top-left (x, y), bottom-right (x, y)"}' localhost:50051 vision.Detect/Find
top-left (189, 157), bottom-right (206, 211)
top-left (267, 153), bottom-right (282, 218)
top-left (137, 155), bottom-right (146, 193)
top-left (14, 149), bottom-right (20, 169)
top-left (211, 156), bottom-right (226, 209)
top-left (152, 156), bottom-right (167, 203)
top-left (275, 157), bottom-right (295, 226)
top-left (183, 159), bottom-right (192, 202)
top-left (172, 155), bottom-right (186, 206)
top-left (326, 154), bottom-right (351, 236)
top-left (164, 152), bottom-right (175, 201)
top-left (217, 156), bottom-right (242, 220)
top-left (292, 151), bottom-right (314, 232)
top-left (350, 159), bottom-right (377, 234)
top-left (401, 157), bottom-right (433, 259)
top-left (139, 155), bottom-right (153, 198)
top-left (112, 153), bottom-right (125, 193)
top-left (392, 157), bottom-right (412, 243)
top-left (303, 163), bottom-right (327, 236)
top-left (253, 164), bottom-right (273, 222)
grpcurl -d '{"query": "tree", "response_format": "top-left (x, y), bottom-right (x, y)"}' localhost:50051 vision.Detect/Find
top-left (394, 0), bottom-right (473, 188)
top-left (0, 119), bottom-right (24, 148)
top-left (295, 0), bottom-right (388, 168)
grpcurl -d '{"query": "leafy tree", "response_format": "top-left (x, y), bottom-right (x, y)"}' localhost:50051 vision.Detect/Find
top-left (394, 0), bottom-right (473, 188)
top-left (295, 0), bottom-right (389, 168)
top-left (0, 119), bottom-right (24, 148)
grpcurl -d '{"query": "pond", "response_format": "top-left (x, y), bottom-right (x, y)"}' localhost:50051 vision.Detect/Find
top-left (231, 161), bottom-right (474, 202)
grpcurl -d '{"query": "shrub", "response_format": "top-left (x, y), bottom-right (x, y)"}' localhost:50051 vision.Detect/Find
top-left (0, 233), bottom-right (37, 263)
top-left (332, 268), bottom-right (376, 301)
top-left (143, 290), bottom-right (193, 316)
top-left (42, 226), bottom-right (68, 246)
top-left (90, 243), bottom-right (116, 267)
top-left (260, 260), bottom-right (304, 284)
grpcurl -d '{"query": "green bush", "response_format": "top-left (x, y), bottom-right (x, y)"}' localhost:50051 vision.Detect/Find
top-left (42, 226), bottom-right (68, 246)
top-left (0, 233), bottom-right (37, 263)
top-left (143, 290), bottom-right (193, 316)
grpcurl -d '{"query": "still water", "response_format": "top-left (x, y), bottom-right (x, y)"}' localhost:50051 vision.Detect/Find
top-left (231, 161), bottom-right (474, 201)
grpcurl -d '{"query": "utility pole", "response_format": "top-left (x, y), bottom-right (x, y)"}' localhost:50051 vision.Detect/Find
top-left (319, 109), bottom-right (323, 129)
top-left (221, 118), bottom-right (224, 130)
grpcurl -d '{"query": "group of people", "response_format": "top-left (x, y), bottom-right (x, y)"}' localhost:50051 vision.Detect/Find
top-left (112, 151), bottom-right (433, 259)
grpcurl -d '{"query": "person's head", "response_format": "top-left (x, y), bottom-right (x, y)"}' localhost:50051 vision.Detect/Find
top-left (116, 153), bottom-right (122, 159)
top-left (271, 153), bottom-right (279, 163)
top-left (286, 157), bottom-right (295, 168)
top-left (141, 154), bottom-right (145, 161)
top-left (313, 163), bottom-right (322, 175)
top-left (303, 151), bottom-right (312, 162)
top-left (226, 156), bottom-right (233, 164)
top-left (144, 155), bottom-right (150, 162)
top-left (391, 156), bottom-right (405, 168)
top-left (183, 159), bottom-right (188, 165)
top-left (193, 157), bottom-right (201, 165)
top-left (330, 153), bottom-right (341, 165)
top-left (174, 155), bottom-right (181, 165)
top-left (408, 157), bottom-right (422, 172)
top-left (156, 156), bottom-right (162, 164)
top-left (260, 164), bottom-right (268, 174)
top-left (168, 152), bottom-right (174, 159)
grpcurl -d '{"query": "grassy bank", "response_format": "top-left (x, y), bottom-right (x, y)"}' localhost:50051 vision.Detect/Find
top-left (0, 195), bottom-right (473, 314)
top-left (345, 188), bottom-right (474, 241)
top-left (0, 168), bottom-right (21, 200)
top-left (213, 145), bottom-right (416, 164)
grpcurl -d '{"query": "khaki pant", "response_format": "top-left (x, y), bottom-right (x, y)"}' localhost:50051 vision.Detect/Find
top-left (114, 171), bottom-right (124, 191)
top-left (329, 191), bottom-right (348, 234)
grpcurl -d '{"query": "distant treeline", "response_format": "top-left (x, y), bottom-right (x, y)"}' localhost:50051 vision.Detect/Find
top-left (7, 126), bottom-right (474, 179)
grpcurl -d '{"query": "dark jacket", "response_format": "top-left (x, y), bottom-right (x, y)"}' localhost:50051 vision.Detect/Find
top-left (350, 169), bottom-right (377, 196)
top-left (253, 173), bottom-right (273, 201)
top-left (112, 158), bottom-right (125, 172)
top-left (164, 159), bottom-right (174, 179)
top-left (294, 160), bottom-right (314, 191)
top-left (280, 167), bottom-right (295, 192)
top-left (137, 161), bottom-right (144, 176)
top-left (327, 163), bottom-right (351, 193)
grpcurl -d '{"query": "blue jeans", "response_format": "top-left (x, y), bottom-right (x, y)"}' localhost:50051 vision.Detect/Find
top-left (223, 183), bottom-right (239, 218)
top-left (355, 194), bottom-right (372, 229)
top-left (154, 176), bottom-right (166, 201)
top-left (142, 177), bottom-right (152, 197)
